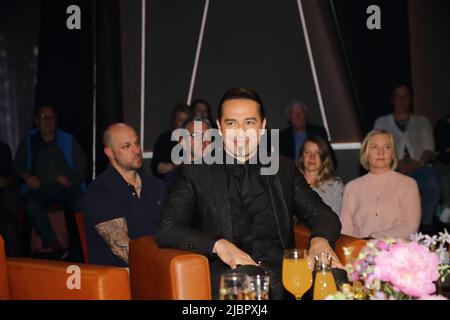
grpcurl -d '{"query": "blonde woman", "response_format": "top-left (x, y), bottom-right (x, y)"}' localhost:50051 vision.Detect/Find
top-left (340, 130), bottom-right (421, 239)
top-left (298, 136), bottom-right (344, 215)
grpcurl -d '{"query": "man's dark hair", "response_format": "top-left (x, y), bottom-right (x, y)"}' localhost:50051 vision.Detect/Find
top-left (192, 99), bottom-right (211, 112)
top-left (170, 102), bottom-right (191, 129)
top-left (391, 83), bottom-right (414, 112)
top-left (217, 87), bottom-right (265, 120)
top-left (391, 83), bottom-right (413, 97)
top-left (34, 104), bottom-right (57, 117)
top-left (192, 99), bottom-right (214, 122)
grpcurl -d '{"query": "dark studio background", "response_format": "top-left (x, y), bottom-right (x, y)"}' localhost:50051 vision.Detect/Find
top-left (0, 0), bottom-right (449, 181)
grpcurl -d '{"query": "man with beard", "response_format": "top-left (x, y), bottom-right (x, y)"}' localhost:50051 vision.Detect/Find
top-left (83, 123), bottom-right (166, 267)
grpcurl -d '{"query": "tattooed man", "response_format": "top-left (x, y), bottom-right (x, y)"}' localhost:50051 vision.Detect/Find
top-left (83, 123), bottom-right (166, 266)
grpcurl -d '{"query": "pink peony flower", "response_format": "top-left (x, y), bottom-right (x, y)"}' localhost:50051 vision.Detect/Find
top-left (374, 242), bottom-right (440, 298)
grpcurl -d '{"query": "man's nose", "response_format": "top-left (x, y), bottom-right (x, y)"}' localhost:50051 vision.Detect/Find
top-left (132, 144), bottom-right (141, 153)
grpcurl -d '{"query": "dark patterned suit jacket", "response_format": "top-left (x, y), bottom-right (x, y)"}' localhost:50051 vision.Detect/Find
top-left (155, 156), bottom-right (341, 258)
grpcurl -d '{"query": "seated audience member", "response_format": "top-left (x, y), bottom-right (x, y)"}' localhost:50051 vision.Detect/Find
top-left (434, 113), bottom-right (450, 224)
top-left (340, 130), bottom-right (421, 239)
top-left (163, 116), bottom-right (212, 189)
top-left (156, 87), bottom-right (343, 300)
top-left (191, 99), bottom-right (216, 128)
top-left (374, 84), bottom-right (440, 231)
top-left (0, 140), bottom-right (22, 256)
top-left (14, 105), bottom-right (87, 260)
top-left (83, 123), bottom-right (166, 267)
top-left (151, 103), bottom-right (190, 179)
top-left (298, 136), bottom-right (344, 216)
top-left (279, 101), bottom-right (337, 168)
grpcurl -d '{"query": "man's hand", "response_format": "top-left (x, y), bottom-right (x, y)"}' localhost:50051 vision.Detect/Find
top-left (308, 237), bottom-right (345, 270)
top-left (213, 239), bottom-right (258, 269)
top-left (56, 175), bottom-right (71, 188)
top-left (25, 176), bottom-right (40, 190)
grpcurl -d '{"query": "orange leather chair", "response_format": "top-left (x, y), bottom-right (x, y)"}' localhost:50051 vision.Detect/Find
top-left (294, 224), bottom-right (367, 265)
top-left (75, 212), bottom-right (89, 264)
top-left (0, 235), bottom-right (131, 300)
top-left (129, 225), bottom-right (367, 300)
top-left (129, 236), bottom-right (211, 300)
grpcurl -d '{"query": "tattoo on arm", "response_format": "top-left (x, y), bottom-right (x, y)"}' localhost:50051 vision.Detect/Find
top-left (95, 217), bottom-right (130, 264)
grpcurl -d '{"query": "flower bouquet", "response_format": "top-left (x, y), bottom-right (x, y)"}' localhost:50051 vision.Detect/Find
top-left (327, 231), bottom-right (450, 300)
top-left (410, 229), bottom-right (450, 264)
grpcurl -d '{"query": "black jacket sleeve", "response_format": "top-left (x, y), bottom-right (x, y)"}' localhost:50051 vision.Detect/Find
top-left (155, 166), bottom-right (220, 258)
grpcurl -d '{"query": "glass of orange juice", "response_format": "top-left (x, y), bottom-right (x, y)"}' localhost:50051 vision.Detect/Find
top-left (282, 249), bottom-right (312, 300)
top-left (313, 252), bottom-right (337, 300)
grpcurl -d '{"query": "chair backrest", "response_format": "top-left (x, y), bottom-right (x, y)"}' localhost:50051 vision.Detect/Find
top-left (7, 258), bottom-right (131, 300)
top-left (0, 236), bottom-right (11, 299)
top-left (75, 212), bottom-right (89, 264)
top-left (294, 224), bottom-right (367, 265)
top-left (129, 236), bottom-right (211, 300)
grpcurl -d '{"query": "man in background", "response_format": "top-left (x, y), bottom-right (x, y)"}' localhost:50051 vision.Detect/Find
top-left (279, 101), bottom-right (337, 168)
top-left (14, 105), bottom-right (87, 260)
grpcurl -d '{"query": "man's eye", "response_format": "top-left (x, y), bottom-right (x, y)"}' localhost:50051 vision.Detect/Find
top-left (226, 122), bottom-right (236, 127)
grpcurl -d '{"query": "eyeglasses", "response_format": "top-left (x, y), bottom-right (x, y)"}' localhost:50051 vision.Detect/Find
top-left (190, 132), bottom-right (212, 140)
top-left (38, 114), bottom-right (56, 121)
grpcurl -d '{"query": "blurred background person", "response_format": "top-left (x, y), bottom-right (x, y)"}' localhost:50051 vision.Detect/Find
top-left (191, 99), bottom-right (216, 128)
top-left (279, 101), bottom-right (337, 168)
top-left (374, 84), bottom-right (440, 232)
top-left (298, 136), bottom-right (343, 216)
top-left (434, 112), bottom-right (450, 224)
top-left (151, 103), bottom-right (191, 179)
top-left (163, 116), bottom-right (212, 189)
top-left (340, 130), bottom-right (421, 239)
top-left (14, 105), bottom-right (87, 261)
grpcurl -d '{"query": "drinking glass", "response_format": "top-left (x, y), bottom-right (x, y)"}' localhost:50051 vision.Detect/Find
top-left (219, 272), bottom-right (249, 300)
top-left (313, 252), bottom-right (337, 300)
top-left (282, 249), bottom-right (312, 300)
top-left (246, 274), bottom-right (270, 300)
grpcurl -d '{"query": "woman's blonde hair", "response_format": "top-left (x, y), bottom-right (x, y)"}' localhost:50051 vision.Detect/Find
top-left (298, 136), bottom-right (338, 187)
top-left (360, 129), bottom-right (398, 171)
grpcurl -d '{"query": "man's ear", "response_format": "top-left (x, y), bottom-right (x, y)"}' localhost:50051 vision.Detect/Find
top-left (260, 119), bottom-right (267, 136)
top-left (216, 120), bottom-right (223, 137)
top-left (104, 147), bottom-right (113, 159)
top-left (33, 116), bottom-right (39, 127)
